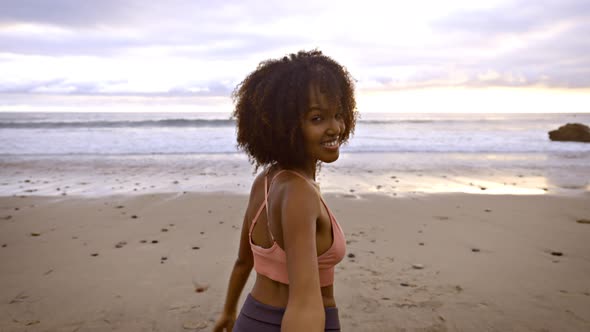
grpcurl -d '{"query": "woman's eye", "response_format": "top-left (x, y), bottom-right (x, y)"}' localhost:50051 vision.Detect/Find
top-left (311, 116), bottom-right (322, 122)
top-left (335, 112), bottom-right (343, 119)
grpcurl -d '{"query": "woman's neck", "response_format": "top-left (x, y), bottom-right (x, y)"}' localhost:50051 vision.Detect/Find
top-left (297, 160), bottom-right (318, 181)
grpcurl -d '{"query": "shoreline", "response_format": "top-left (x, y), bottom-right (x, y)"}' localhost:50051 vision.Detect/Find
top-left (1, 152), bottom-right (589, 198)
top-left (1, 192), bottom-right (589, 331)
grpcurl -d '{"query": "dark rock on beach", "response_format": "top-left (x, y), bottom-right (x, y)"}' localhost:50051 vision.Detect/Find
top-left (548, 123), bottom-right (590, 142)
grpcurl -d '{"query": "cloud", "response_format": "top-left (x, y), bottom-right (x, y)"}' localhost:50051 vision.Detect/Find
top-left (433, 0), bottom-right (590, 35)
top-left (352, 0), bottom-right (590, 90)
top-left (0, 0), bottom-right (589, 100)
top-left (0, 0), bottom-right (146, 27)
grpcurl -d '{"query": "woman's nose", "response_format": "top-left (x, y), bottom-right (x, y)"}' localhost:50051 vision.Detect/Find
top-left (327, 117), bottom-right (342, 135)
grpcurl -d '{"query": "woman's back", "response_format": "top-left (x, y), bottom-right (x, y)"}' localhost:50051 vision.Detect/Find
top-left (248, 167), bottom-right (340, 308)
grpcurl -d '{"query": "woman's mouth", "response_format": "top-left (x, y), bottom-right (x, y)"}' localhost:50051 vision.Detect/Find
top-left (321, 139), bottom-right (339, 150)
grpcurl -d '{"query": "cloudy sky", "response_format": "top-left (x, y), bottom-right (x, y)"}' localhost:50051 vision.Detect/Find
top-left (1, 0), bottom-right (589, 113)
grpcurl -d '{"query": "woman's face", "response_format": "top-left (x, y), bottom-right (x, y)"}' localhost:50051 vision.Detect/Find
top-left (300, 84), bottom-right (345, 166)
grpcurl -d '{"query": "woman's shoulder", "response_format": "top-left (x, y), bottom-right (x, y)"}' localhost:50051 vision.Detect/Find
top-left (269, 170), bottom-right (321, 211)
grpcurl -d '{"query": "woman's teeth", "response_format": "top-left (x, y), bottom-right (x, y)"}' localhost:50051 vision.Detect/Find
top-left (322, 140), bottom-right (338, 147)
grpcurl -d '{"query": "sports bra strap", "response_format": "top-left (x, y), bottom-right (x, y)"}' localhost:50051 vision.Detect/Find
top-left (263, 170), bottom-right (275, 242)
top-left (269, 169), bottom-right (313, 187)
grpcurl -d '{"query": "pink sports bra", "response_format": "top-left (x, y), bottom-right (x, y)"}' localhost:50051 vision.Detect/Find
top-left (249, 169), bottom-right (346, 287)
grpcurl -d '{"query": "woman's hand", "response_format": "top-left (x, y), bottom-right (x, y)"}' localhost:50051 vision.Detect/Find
top-left (212, 311), bottom-right (236, 332)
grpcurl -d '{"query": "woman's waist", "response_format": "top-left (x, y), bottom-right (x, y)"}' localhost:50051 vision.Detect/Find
top-left (251, 273), bottom-right (336, 308)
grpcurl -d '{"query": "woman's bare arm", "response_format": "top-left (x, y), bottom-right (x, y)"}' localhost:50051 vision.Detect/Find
top-left (214, 182), bottom-right (257, 331)
top-left (275, 176), bottom-right (325, 332)
top-left (220, 210), bottom-right (254, 314)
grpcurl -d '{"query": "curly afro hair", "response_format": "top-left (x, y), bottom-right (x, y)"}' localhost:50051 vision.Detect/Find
top-left (232, 49), bottom-right (357, 172)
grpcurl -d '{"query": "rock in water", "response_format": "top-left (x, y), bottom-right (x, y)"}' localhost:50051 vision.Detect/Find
top-left (548, 123), bottom-right (590, 142)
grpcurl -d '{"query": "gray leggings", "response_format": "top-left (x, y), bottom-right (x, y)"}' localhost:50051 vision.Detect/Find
top-left (233, 294), bottom-right (341, 331)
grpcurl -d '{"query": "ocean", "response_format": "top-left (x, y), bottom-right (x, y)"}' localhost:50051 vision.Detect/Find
top-left (1, 112), bottom-right (589, 196)
top-left (1, 112), bottom-right (589, 155)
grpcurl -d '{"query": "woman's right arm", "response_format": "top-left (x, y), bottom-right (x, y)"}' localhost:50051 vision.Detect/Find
top-left (276, 177), bottom-right (325, 332)
top-left (213, 182), bottom-right (257, 332)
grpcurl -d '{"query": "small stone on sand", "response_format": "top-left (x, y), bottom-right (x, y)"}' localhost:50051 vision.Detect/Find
top-left (551, 251), bottom-right (563, 256)
top-left (115, 241), bottom-right (127, 248)
top-left (151, 240), bottom-right (159, 244)
top-left (161, 256), bottom-right (167, 260)
top-left (2, 244), bottom-right (6, 247)
top-left (400, 282), bottom-right (410, 287)
top-left (419, 242), bottom-right (424, 246)
top-left (347, 253), bottom-right (355, 258)
top-left (131, 215), bottom-right (138, 219)
top-left (472, 248), bottom-right (481, 252)
top-left (412, 264), bottom-right (424, 269)
top-left (195, 283), bottom-right (209, 293)
top-left (161, 228), bottom-right (168, 232)
top-left (91, 253), bottom-right (99, 257)
top-left (30, 232), bottom-right (40, 237)
top-left (484, 209), bottom-right (492, 212)
top-left (577, 219), bottom-right (590, 224)
top-left (192, 246), bottom-right (200, 250)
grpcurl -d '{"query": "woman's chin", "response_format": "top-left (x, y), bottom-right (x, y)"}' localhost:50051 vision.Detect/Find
top-left (320, 151), bottom-right (340, 163)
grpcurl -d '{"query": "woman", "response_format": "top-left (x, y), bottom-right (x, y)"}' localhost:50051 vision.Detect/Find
top-left (213, 50), bottom-right (357, 331)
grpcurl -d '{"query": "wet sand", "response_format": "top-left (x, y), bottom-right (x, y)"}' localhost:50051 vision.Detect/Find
top-left (1, 152), bottom-right (589, 197)
top-left (1, 192), bottom-right (589, 331)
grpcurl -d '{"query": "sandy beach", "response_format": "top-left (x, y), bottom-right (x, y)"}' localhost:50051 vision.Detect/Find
top-left (1, 187), bottom-right (589, 331)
